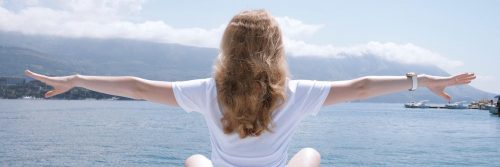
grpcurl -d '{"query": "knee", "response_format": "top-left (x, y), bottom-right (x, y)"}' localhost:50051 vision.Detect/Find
top-left (301, 147), bottom-right (321, 160)
top-left (184, 154), bottom-right (206, 167)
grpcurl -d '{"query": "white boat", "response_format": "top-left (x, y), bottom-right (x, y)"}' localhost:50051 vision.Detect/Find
top-left (482, 104), bottom-right (496, 110)
top-left (21, 96), bottom-right (36, 100)
top-left (404, 100), bottom-right (430, 108)
top-left (445, 101), bottom-right (469, 109)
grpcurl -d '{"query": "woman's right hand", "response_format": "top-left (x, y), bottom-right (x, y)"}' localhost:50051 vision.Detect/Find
top-left (24, 70), bottom-right (77, 98)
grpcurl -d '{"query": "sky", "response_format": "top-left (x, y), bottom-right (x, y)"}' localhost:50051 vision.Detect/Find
top-left (0, 0), bottom-right (498, 94)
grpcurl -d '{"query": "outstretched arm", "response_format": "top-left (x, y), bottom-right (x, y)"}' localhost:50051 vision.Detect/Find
top-left (24, 70), bottom-right (178, 106)
top-left (323, 73), bottom-right (476, 105)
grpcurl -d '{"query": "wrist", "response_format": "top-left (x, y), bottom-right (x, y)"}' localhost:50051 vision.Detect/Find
top-left (417, 74), bottom-right (430, 87)
top-left (70, 74), bottom-right (82, 87)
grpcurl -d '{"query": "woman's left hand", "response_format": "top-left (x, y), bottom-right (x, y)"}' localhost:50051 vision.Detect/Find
top-left (423, 73), bottom-right (476, 102)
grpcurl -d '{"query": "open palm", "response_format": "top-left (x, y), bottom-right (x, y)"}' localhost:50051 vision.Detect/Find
top-left (425, 73), bottom-right (476, 102)
top-left (25, 70), bottom-right (75, 98)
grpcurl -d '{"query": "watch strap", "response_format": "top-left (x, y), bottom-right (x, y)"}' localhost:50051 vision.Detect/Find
top-left (410, 75), bottom-right (417, 91)
top-left (406, 72), bottom-right (417, 91)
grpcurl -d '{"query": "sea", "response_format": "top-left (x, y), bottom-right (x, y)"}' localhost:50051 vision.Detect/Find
top-left (1, 99), bottom-right (499, 166)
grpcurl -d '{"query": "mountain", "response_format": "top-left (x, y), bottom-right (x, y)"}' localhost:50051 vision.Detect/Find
top-left (0, 31), bottom-right (494, 102)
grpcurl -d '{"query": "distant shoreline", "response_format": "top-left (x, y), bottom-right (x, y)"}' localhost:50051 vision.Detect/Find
top-left (1, 77), bottom-right (133, 100)
top-left (0, 97), bottom-right (138, 101)
top-left (2, 77), bottom-right (496, 104)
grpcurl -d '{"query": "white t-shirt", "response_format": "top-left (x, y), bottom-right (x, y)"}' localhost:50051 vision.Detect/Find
top-left (172, 78), bottom-right (331, 167)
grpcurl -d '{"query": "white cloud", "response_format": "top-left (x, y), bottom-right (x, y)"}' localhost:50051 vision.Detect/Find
top-left (275, 16), bottom-right (324, 39)
top-left (0, 1), bottom-right (464, 71)
top-left (0, 1), bottom-right (225, 48)
top-left (284, 39), bottom-right (463, 69)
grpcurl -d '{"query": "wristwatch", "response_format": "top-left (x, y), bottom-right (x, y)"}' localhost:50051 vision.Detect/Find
top-left (406, 72), bottom-right (417, 91)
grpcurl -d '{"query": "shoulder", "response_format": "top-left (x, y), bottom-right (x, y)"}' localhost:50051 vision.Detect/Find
top-left (171, 78), bottom-right (215, 96)
top-left (285, 79), bottom-right (332, 116)
top-left (288, 79), bottom-right (331, 91)
top-left (172, 78), bottom-right (214, 87)
top-left (171, 78), bottom-right (215, 113)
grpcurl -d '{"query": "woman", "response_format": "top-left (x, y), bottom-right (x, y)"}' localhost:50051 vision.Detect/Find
top-left (25, 10), bottom-right (475, 167)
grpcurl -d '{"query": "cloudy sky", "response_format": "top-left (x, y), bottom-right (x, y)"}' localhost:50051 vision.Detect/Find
top-left (0, 0), bottom-right (498, 94)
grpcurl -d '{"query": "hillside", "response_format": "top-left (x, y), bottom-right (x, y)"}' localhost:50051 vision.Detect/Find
top-left (0, 31), bottom-right (494, 102)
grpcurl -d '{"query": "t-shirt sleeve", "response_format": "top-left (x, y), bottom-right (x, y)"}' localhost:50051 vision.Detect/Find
top-left (295, 80), bottom-right (332, 116)
top-left (171, 78), bottom-right (213, 114)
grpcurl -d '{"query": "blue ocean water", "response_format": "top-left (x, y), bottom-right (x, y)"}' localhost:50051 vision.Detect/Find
top-left (0, 99), bottom-right (499, 166)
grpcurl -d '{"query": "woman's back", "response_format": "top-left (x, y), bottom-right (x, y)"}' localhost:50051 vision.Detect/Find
top-left (172, 78), bottom-right (331, 166)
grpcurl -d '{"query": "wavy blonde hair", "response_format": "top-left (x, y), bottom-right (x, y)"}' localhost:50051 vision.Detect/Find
top-left (214, 10), bottom-right (288, 138)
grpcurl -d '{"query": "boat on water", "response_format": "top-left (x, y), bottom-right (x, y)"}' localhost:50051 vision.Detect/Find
top-left (482, 104), bottom-right (496, 110)
top-left (445, 101), bottom-right (469, 109)
top-left (490, 107), bottom-right (499, 115)
top-left (468, 102), bottom-right (480, 109)
top-left (21, 96), bottom-right (37, 100)
top-left (488, 95), bottom-right (499, 114)
top-left (404, 100), bottom-right (430, 108)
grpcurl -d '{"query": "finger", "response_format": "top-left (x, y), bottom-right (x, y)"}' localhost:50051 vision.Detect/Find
top-left (451, 74), bottom-right (475, 85)
top-left (465, 75), bottom-right (476, 80)
top-left (454, 73), bottom-right (470, 78)
top-left (44, 89), bottom-right (65, 98)
top-left (437, 91), bottom-right (451, 102)
top-left (456, 75), bottom-right (476, 83)
top-left (454, 72), bottom-right (475, 80)
top-left (25, 70), bottom-right (51, 83)
top-left (464, 73), bottom-right (475, 79)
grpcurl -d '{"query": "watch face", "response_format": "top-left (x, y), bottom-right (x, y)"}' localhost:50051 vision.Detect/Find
top-left (406, 72), bottom-right (416, 77)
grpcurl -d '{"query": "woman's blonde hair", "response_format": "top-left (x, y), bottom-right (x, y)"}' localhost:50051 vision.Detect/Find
top-left (214, 9), bottom-right (288, 138)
